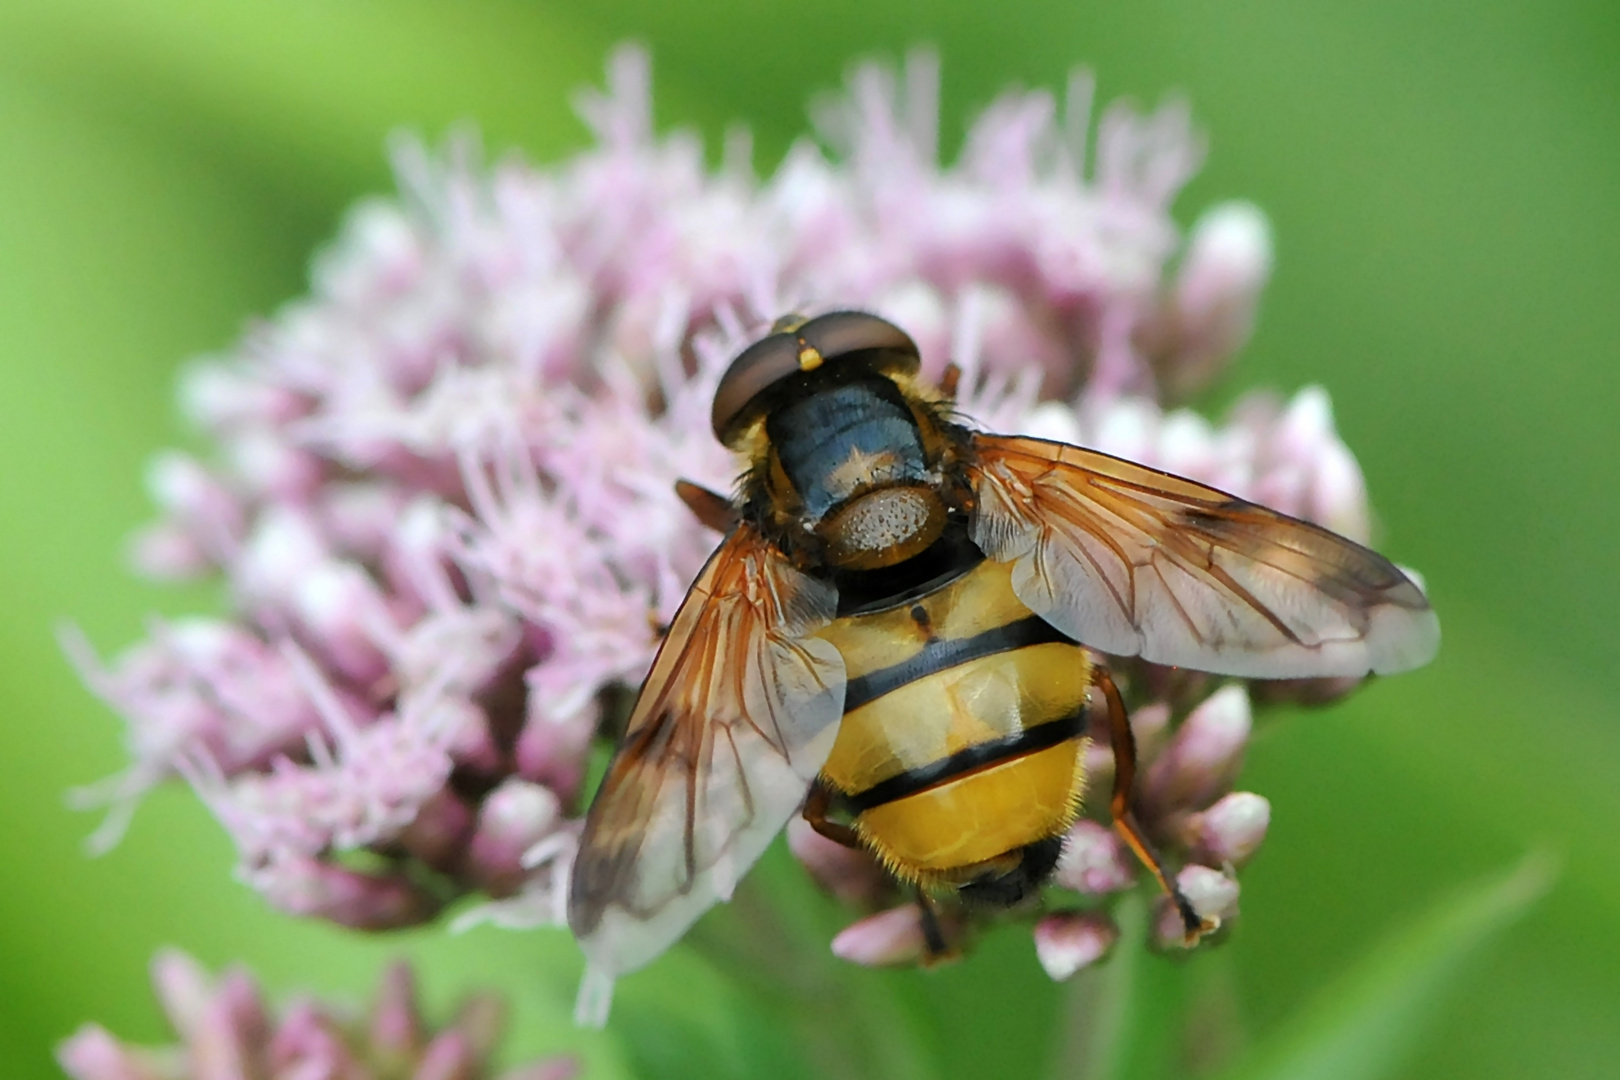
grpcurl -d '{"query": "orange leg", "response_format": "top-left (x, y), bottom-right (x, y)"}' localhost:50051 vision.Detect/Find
top-left (803, 781), bottom-right (861, 849)
top-left (939, 361), bottom-right (962, 400)
top-left (1095, 666), bottom-right (1215, 943)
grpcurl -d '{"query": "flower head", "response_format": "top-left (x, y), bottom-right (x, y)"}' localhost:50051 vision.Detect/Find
top-left (56, 950), bottom-right (576, 1080)
top-left (72, 45), bottom-right (1393, 981)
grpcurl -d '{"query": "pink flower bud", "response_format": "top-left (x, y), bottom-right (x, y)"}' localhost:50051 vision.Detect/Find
top-left (1144, 685), bottom-right (1251, 812)
top-left (1157, 201), bottom-right (1272, 396)
top-left (321, 482), bottom-right (413, 564)
top-left (177, 361), bottom-right (303, 432)
top-left (267, 1002), bottom-right (359, 1076)
top-left (1181, 864), bottom-right (1241, 918)
top-left (1309, 437), bottom-right (1371, 544)
top-left (399, 787), bottom-right (476, 871)
top-left (1054, 821), bottom-right (1135, 895)
top-left (289, 561), bottom-right (393, 686)
top-left (225, 427), bottom-right (324, 503)
top-left (368, 963), bottom-right (424, 1066)
top-left (127, 522), bottom-right (214, 580)
top-left (1191, 792), bottom-right (1272, 866)
top-left (831, 905), bottom-right (932, 967)
top-left (57, 1026), bottom-right (163, 1080)
top-left (255, 855), bottom-right (443, 930)
top-left (466, 780), bottom-right (563, 895)
top-left (1034, 911), bottom-right (1119, 980)
top-left (233, 506), bottom-right (328, 610)
top-left (314, 200), bottom-right (425, 305)
top-left (414, 1032), bottom-right (480, 1080)
top-left (144, 452), bottom-right (243, 560)
top-left (150, 949), bottom-right (213, 1039)
top-left (186, 984), bottom-right (258, 1079)
top-left (514, 711), bottom-right (592, 804)
top-left (449, 992), bottom-right (506, 1062)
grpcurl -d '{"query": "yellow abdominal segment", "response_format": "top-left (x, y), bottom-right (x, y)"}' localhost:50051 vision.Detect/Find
top-left (858, 737), bottom-right (1088, 881)
top-left (820, 644), bottom-right (1086, 791)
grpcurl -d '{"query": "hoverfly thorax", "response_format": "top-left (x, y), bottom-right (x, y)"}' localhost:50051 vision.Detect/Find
top-left (713, 311), bottom-right (967, 571)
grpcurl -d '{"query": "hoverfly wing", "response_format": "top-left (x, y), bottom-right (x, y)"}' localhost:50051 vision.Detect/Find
top-left (968, 434), bottom-right (1439, 678)
top-left (567, 524), bottom-right (845, 1025)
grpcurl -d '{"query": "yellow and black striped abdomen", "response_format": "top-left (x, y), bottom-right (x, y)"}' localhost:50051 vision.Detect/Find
top-left (815, 558), bottom-right (1092, 887)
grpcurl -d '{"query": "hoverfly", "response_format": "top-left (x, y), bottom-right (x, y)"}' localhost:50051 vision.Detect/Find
top-left (567, 311), bottom-right (1438, 1023)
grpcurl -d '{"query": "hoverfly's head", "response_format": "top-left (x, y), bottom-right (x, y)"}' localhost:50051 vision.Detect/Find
top-left (711, 311), bottom-right (920, 450)
top-left (713, 311), bottom-right (957, 571)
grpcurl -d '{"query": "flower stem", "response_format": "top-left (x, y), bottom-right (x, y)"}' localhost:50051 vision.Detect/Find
top-left (1049, 892), bottom-right (1190, 1080)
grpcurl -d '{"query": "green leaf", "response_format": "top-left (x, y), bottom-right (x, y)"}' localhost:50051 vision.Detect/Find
top-left (1219, 852), bottom-right (1557, 1080)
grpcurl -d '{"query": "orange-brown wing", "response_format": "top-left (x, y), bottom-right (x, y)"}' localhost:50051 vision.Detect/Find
top-left (567, 524), bottom-right (845, 1024)
top-left (968, 434), bottom-right (1439, 677)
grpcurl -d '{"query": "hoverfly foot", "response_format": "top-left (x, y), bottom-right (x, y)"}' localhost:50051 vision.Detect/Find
top-left (1181, 913), bottom-right (1221, 946)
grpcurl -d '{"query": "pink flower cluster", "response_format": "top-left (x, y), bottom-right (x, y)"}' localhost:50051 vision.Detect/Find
top-left (70, 46), bottom-right (1374, 978)
top-left (58, 950), bottom-right (576, 1080)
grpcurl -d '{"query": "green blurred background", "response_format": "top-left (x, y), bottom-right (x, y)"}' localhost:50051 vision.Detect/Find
top-left (2, 1), bottom-right (1616, 1077)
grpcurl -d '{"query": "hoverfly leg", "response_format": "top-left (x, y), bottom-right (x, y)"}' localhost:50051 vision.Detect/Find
top-left (938, 362), bottom-right (962, 400)
top-left (674, 479), bottom-right (740, 533)
top-left (1095, 666), bottom-right (1216, 944)
top-left (915, 889), bottom-right (955, 964)
top-left (802, 781), bottom-right (861, 849)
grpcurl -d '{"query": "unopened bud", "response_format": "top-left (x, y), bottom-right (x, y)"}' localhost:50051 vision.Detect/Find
top-left (268, 1003), bottom-right (360, 1075)
top-left (127, 522), bottom-right (213, 580)
top-left (831, 905), bottom-right (931, 967)
top-left (1159, 201), bottom-right (1272, 396)
top-left (1144, 685), bottom-right (1251, 811)
top-left (413, 1031), bottom-right (479, 1080)
top-left (466, 780), bottom-right (563, 895)
top-left (178, 361), bottom-right (302, 431)
top-left (399, 788), bottom-right (476, 871)
top-left (450, 992), bottom-right (506, 1062)
top-left (291, 561), bottom-right (393, 686)
top-left (1054, 821), bottom-right (1135, 895)
top-left (226, 427), bottom-right (324, 503)
top-left (1190, 792), bottom-right (1271, 866)
top-left (1034, 911), bottom-right (1119, 980)
top-left (514, 713), bottom-right (592, 804)
top-left (258, 856), bottom-right (443, 930)
top-left (56, 1026), bottom-right (155, 1080)
top-left (150, 949), bottom-right (213, 1039)
top-left (368, 963), bottom-right (424, 1067)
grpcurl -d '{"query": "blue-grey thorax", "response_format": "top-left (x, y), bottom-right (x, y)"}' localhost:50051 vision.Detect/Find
top-left (764, 378), bottom-right (930, 523)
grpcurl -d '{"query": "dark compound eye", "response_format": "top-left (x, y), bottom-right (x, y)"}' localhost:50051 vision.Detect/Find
top-left (710, 310), bottom-right (920, 447)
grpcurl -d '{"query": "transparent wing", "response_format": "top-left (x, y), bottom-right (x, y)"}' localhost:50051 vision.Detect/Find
top-left (968, 434), bottom-right (1439, 678)
top-left (567, 524), bottom-right (845, 1019)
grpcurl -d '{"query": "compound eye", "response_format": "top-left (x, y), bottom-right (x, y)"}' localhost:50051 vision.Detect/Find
top-left (709, 311), bottom-right (920, 447)
top-left (710, 328), bottom-right (802, 446)
top-left (798, 311), bottom-right (917, 366)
